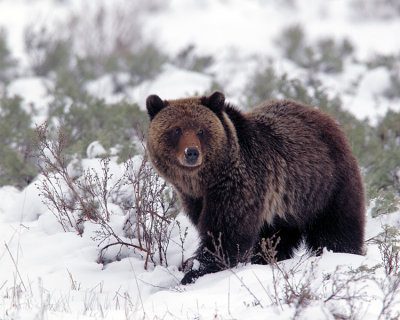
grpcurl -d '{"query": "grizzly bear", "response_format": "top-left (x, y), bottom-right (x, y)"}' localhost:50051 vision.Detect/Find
top-left (146, 91), bottom-right (365, 284)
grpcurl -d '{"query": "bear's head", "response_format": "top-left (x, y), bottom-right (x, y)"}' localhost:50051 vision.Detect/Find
top-left (146, 91), bottom-right (234, 193)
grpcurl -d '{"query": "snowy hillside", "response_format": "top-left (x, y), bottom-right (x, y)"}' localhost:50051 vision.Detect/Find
top-left (1, 0), bottom-right (400, 319)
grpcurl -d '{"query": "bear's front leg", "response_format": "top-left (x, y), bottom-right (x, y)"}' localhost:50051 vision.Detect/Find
top-left (181, 249), bottom-right (224, 285)
top-left (181, 230), bottom-right (255, 284)
top-left (178, 193), bottom-right (203, 226)
top-left (181, 188), bottom-right (261, 284)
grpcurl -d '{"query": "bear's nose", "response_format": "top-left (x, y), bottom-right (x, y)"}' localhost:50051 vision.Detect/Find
top-left (184, 147), bottom-right (200, 165)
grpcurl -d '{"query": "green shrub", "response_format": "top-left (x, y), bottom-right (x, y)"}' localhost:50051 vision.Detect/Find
top-left (244, 62), bottom-right (343, 109)
top-left (24, 25), bottom-right (72, 77)
top-left (371, 224), bottom-right (400, 275)
top-left (385, 70), bottom-right (400, 100)
top-left (277, 25), bottom-right (353, 74)
top-left (0, 28), bottom-right (17, 83)
top-left (24, 5), bottom-right (168, 90)
top-left (314, 38), bottom-right (353, 73)
top-left (369, 188), bottom-right (399, 218)
top-left (52, 68), bottom-right (88, 101)
top-left (47, 95), bottom-right (148, 161)
top-left (243, 62), bottom-right (280, 106)
top-left (70, 43), bottom-right (167, 86)
top-left (124, 44), bottom-right (168, 85)
top-left (277, 24), bottom-right (306, 64)
top-left (351, 0), bottom-right (400, 19)
top-left (366, 53), bottom-right (400, 100)
top-left (366, 109), bottom-right (400, 216)
top-left (366, 53), bottom-right (399, 70)
top-left (174, 44), bottom-right (214, 72)
top-left (0, 96), bottom-right (37, 187)
top-left (0, 91), bottom-right (149, 186)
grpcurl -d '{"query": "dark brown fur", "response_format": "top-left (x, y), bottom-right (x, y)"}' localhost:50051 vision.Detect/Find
top-left (146, 92), bottom-right (365, 284)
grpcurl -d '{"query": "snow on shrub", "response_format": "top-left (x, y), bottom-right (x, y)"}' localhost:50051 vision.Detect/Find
top-left (34, 122), bottom-right (181, 268)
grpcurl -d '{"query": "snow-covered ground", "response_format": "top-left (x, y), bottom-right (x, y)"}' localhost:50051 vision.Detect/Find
top-left (1, 0), bottom-right (400, 319)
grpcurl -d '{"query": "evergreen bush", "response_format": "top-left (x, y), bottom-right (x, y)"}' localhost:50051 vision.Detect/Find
top-left (0, 96), bottom-right (37, 187)
top-left (47, 95), bottom-right (148, 161)
top-left (0, 28), bottom-right (17, 84)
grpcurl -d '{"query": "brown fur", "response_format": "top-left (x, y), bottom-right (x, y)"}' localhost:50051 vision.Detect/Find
top-left (146, 92), bottom-right (366, 284)
top-left (176, 130), bottom-right (202, 167)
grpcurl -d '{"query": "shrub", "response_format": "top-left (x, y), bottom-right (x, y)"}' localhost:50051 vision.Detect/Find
top-left (366, 109), bottom-right (400, 216)
top-left (24, 25), bottom-right (72, 77)
top-left (66, 42), bottom-right (167, 87)
top-left (351, 0), bottom-right (400, 19)
top-left (243, 62), bottom-right (343, 110)
top-left (366, 53), bottom-right (400, 100)
top-left (0, 71), bottom-right (150, 193)
top-left (0, 95), bottom-right (37, 188)
top-left (277, 25), bottom-right (353, 74)
top-left (243, 62), bottom-right (281, 107)
top-left (35, 123), bottom-right (178, 267)
top-left (385, 69), bottom-right (400, 100)
top-left (276, 24), bottom-right (306, 65)
top-left (0, 28), bottom-right (17, 84)
top-left (372, 225), bottom-right (400, 276)
top-left (366, 53), bottom-right (399, 70)
top-left (174, 44), bottom-right (215, 72)
top-left (24, 3), bottom-right (168, 93)
top-left (69, 3), bottom-right (166, 82)
top-left (123, 156), bottom-right (179, 267)
top-left (123, 43), bottom-right (168, 86)
top-left (47, 95), bottom-right (148, 161)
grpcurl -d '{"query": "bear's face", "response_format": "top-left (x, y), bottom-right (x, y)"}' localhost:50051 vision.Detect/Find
top-left (146, 92), bottom-right (230, 189)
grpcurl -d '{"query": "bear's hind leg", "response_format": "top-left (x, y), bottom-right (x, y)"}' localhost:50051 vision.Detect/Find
top-left (304, 186), bottom-right (365, 255)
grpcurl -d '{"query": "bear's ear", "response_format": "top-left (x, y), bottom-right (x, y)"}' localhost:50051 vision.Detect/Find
top-left (201, 91), bottom-right (226, 114)
top-left (146, 94), bottom-right (166, 120)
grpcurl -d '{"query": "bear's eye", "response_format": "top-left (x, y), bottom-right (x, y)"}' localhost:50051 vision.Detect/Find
top-left (173, 127), bottom-right (182, 136)
top-left (197, 129), bottom-right (204, 137)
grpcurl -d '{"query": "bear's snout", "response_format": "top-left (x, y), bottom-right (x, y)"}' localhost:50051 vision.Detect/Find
top-left (185, 147), bottom-right (200, 165)
top-left (177, 129), bottom-right (203, 168)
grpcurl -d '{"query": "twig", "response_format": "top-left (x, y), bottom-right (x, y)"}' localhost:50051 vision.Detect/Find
top-left (5, 242), bottom-right (26, 291)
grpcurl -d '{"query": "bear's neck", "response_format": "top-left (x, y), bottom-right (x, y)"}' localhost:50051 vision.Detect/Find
top-left (175, 170), bottom-right (204, 197)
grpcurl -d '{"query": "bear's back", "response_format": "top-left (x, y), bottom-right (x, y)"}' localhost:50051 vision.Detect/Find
top-left (229, 99), bottom-right (358, 224)
top-left (244, 99), bottom-right (352, 164)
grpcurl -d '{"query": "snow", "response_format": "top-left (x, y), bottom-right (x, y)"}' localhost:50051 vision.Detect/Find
top-left (85, 74), bottom-right (132, 104)
top-left (2, 180), bottom-right (47, 222)
top-left (0, 0), bottom-right (72, 69)
top-left (346, 67), bottom-right (393, 122)
top-left (130, 64), bottom-right (213, 110)
top-left (7, 77), bottom-right (52, 125)
top-left (146, 0), bottom-right (400, 117)
top-left (86, 141), bottom-right (107, 159)
top-left (145, 0), bottom-right (285, 57)
top-left (1, 0), bottom-right (400, 319)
